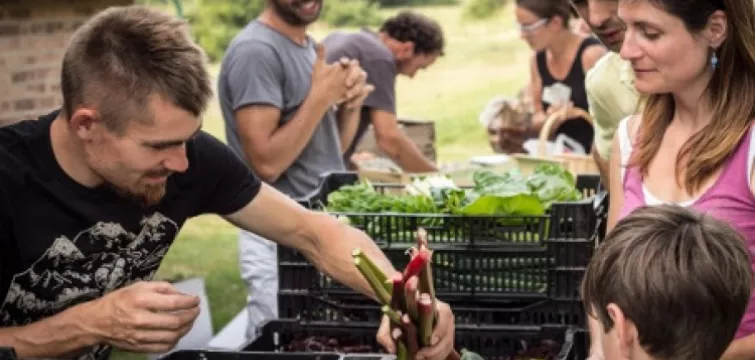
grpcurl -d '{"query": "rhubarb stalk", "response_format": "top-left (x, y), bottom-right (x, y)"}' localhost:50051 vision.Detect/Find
top-left (416, 227), bottom-right (429, 248)
top-left (402, 314), bottom-right (419, 359)
top-left (382, 305), bottom-right (403, 325)
top-left (354, 257), bottom-right (391, 305)
top-left (390, 273), bottom-right (406, 310)
top-left (353, 228), bottom-right (464, 360)
top-left (418, 264), bottom-right (437, 321)
top-left (403, 248), bottom-right (431, 280)
top-left (416, 229), bottom-right (437, 322)
top-left (393, 328), bottom-right (408, 360)
top-left (352, 248), bottom-right (392, 293)
top-left (404, 276), bottom-right (420, 321)
top-left (397, 341), bottom-right (408, 360)
top-left (418, 293), bottom-right (434, 347)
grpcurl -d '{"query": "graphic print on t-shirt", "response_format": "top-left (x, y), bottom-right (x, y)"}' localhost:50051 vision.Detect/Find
top-left (0, 212), bottom-right (179, 360)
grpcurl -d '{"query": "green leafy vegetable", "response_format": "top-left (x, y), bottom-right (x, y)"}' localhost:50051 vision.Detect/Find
top-left (460, 349), bottom-right (486, 360)
top-left (324, 164), bottom-right (583, 217)
top-left (526, 163), bottom-right (582, 209)
top-left (457, 193), bottom-right (544, 216)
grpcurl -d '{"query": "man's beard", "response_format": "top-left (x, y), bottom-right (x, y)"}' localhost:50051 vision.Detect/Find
top-left (269, 0), bottom-right (321, 26)
top-left (106, 181), bottom-right (167, 208)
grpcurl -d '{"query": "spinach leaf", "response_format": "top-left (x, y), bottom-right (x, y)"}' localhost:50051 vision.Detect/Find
top-left (458, 169), bottom-right (545, 216)
top-left (526, 163), bottom-right (582, 209)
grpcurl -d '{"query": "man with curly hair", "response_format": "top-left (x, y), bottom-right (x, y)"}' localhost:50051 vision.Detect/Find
top-left (322, 11), bottom-right (445, 172)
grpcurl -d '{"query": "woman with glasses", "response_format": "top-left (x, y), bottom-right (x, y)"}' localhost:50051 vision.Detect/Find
top-left (516, 0), bottom-right (607, 153)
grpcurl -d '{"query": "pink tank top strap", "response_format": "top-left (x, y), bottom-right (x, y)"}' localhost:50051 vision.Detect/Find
top-left (618, 117), bottom-right (645, 219)
top-left (699, 125), bottom-right (755, 201)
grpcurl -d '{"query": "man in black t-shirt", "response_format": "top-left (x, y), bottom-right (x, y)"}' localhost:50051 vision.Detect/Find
top-left (0, 5), bottom-right (454, 360)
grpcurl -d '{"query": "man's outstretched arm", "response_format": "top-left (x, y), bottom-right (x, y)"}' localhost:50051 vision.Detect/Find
top-left (371, 109), bottom-right (437, 173)
top-left (222, 184), bottom-right (456, 360)
top-left (223, 183), bottom-right (396, 299)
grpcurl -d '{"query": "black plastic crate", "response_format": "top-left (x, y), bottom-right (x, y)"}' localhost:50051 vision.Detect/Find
top-left (158, 351), bottom-right (341, 360)
top-left (278, 291), bottom-right (587, 328)
top-left (0, 348), bottom-right (15, 360)
top-left (278, 290), bottom-right (552, 325)
top-left (281, 247), bottom-right (553, 299)
top-left (281, 171), bottom-right (607, 302)
top-left (243, 319), bottom-right (585, 360)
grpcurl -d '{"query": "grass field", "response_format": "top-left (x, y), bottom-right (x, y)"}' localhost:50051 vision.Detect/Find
top-left (113, 2), bottom-right (531, 359)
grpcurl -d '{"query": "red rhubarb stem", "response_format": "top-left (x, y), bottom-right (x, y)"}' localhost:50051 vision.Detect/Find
top-left (403, 248), bottom-right (431, 280)
top-left (402, 314), bottom-right (420, 359)
top-left (404, 276), bottom-right (420, 321)
top-left (418, 293), bottom-right (434, 347)
top-left (418, 258), bottom-right (437, 322)
top-left (416, 229), bottom-right (437, 322)
top-left (390, 273), bottom-right (406, 311)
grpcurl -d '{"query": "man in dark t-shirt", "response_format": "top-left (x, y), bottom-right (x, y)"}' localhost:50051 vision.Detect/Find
top-left (0, 5), bottom-right (455, 360)
top-left (322, 12), bottom-right (445, 173)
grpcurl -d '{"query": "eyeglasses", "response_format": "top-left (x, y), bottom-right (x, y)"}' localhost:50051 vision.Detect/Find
top-left (518, 18), bottom-right (549, 33)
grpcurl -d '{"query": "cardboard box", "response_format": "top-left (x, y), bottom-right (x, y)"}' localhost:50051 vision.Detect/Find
top-left (355, 118), bottom-right (437, 162)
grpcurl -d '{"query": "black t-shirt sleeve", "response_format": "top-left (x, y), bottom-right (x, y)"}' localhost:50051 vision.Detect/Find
top-left (0, 183), bottom-right (10, 303)
top-left (188, 132), bottom-right (262, 216)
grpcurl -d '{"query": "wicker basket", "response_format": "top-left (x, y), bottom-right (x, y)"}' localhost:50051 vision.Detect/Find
top-left (513, 107), bottom-right (599, 175)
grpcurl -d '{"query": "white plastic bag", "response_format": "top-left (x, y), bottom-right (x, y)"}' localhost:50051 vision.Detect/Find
top-left (523, 134), bottom-right (586, 156)
top-left (478, 95), bottom-right (516, 128)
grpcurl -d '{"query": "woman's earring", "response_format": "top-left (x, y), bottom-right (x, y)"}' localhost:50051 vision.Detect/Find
top-left (711, 51), bottom-right (719, 70)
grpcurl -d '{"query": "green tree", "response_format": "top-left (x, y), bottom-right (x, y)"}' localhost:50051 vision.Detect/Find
top-left (187, 0), bottom-right (382, 62)
top-left (376, 0), bottom-right (458, 7)
top-left (186, 0), bottom-right (265, 62)
top-left (320, 0), bottom-right (383, 28)
top-left (462, 0), bottom-right (507, 20)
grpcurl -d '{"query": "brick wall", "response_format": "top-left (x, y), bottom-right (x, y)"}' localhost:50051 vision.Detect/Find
top-left (0, 0), bottom-right (134, 126)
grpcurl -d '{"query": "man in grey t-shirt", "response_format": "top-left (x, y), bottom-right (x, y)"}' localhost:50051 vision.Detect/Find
top-left (322, 11), bottom-right (445, 173)
top-left (217, 0), bottom-right (373, 338)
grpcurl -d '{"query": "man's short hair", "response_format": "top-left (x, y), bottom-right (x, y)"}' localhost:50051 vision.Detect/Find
top-left (379, 11), bottom-right (445, 56)
top-left (61, 5), bottom-right (212, 132)
top-left (582, 205), bottom-right (753, 360)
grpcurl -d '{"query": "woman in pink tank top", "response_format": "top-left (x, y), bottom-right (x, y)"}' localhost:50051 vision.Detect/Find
top-left (585, 0), bottom-right (755, 359)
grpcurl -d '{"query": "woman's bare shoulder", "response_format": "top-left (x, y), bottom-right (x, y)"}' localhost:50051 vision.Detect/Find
top-left (618, 114), bottom-right (642, 144)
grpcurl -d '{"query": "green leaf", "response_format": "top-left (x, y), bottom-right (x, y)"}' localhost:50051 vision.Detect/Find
top-left (526, 163), bottom-right (582, 209)
top-left (460, 349), bottom-right (486, 360)
top-left (472, 169), bottom-right (530, 196)
top-left (458, 193), bottom-right (545, 216)
top-left (430, 187), bottom-right (470, 212)
top-left (459, 168), bottom-right (545, 216)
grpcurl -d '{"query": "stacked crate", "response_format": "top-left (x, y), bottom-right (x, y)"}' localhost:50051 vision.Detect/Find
top-left (266, 171), bottom-right (608, 359)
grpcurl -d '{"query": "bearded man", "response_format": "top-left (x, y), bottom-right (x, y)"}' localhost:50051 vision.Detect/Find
top-left (0, 4), bottom-right (455, 360)
top-left (217, 2), bottom-right (455, 355)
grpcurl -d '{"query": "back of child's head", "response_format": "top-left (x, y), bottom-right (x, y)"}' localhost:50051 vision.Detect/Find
top-left (582, 204), bottom-right (753, 360)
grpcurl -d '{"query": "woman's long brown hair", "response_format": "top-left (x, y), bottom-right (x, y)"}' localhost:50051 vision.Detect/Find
top-left (630, 0), bottom-right (755, 194)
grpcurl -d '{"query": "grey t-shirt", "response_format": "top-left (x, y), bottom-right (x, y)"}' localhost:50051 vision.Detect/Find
top-left (322, 29), bottom-right (398, 163)
top-left (218, 20), bottom-right (345, 199)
